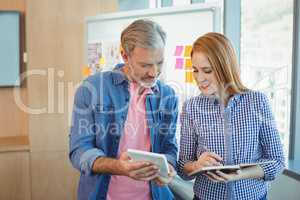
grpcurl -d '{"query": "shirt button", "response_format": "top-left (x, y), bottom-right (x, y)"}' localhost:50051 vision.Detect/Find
top-left (125, 97), bottom-right (129, 102)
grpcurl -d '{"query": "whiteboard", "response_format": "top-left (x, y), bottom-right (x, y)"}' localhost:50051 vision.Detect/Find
top-left (85, 3), bottom-right (221, 102)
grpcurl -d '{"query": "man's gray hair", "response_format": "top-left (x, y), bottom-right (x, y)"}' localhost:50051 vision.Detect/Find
top-left (121, 19), bottom-right (166, 55)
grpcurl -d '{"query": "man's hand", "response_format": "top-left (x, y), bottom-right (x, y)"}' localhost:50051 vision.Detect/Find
top-left (153, 164), bottom-right (177, 187)
top-left (118, 152), bottom-right (160, 181)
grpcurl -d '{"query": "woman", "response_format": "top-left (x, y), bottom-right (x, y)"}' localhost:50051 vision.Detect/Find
top-left (177, 32), bottom-right (285, 200)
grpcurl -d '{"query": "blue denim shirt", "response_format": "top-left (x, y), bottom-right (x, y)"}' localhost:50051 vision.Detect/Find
top-left (69, 70), bottom-right (178, 200)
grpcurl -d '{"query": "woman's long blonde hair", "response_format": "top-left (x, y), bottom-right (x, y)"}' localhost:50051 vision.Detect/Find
top-left (191, 32), bottom-right (248, 97)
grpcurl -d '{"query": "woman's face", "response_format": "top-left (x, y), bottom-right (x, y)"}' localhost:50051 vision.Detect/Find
top-left (191, 51), bottom-right (219, 96)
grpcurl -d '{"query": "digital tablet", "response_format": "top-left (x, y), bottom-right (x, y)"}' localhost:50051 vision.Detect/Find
top-left (127, 149), bottom-right (170, 177)
top-left (188, 160), bottom-right (276, 176)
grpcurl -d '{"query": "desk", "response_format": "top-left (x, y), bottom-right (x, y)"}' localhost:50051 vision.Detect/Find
top-left (0, 136), bottom-right (30, 153)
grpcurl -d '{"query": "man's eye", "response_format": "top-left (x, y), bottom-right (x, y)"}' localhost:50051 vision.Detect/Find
top-left (157, 62), bottom-right (163, 66)
top-left (193, 69), bottom-right (198, 73)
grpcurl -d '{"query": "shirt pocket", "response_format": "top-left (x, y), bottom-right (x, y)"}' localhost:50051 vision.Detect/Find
top-left (93, 103), bottom-right (116, 135)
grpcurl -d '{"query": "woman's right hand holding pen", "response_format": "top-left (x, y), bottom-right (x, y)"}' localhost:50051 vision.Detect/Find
top-left (192, 152), bottom-right (223, 171)
top-left (183, 151), bottom-right (223, 176)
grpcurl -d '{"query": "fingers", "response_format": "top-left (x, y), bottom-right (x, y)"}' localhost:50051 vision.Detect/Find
top-left (203, 173), bottom-right (218, 182)
top-left (154, 177), bottom-right (166, 186)
top-left (128, 161), bottom-right (152, 171)
top-left (129, 164), bottom-right (160, 181)
top-left (168, 164), bottom-right (177, 177)
top-left (197, 152), bottom-right (223, 168)
top-left (204, 157), bottom-right (221, 166)
top-left (138, 173), bottom-right (160, 181)
top-left (205, 170), bottom-right (241, 183)
top-left (154, 176), bottom-right (173, 186)
top-left (134, 165), bottom-right (159, 177)
top-left (207, 152), bottom-right (223, 162)
top-left (206, 171), bottom-right (226, 182)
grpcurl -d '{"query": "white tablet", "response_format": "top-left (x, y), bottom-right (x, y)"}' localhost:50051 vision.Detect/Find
top-left (127, 149), bottom-right (170, 177)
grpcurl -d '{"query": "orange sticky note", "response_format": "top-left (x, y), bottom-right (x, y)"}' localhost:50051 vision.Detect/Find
top-left (184, 45), bottom-right (192, 57)
top-left (185, 58), bottom-right (192, 69)
top-left (185, 71), bottom-right (194, 83)
top-left (82, 66), bottom-right (91, 77)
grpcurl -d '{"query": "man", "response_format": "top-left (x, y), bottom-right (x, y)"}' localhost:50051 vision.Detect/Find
top-left (69, 19), bottom-right (178, 200)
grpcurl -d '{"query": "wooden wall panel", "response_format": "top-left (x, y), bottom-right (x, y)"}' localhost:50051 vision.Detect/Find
top-left (26, 0), bottom-right (118, 152)
top-left (25, 1), bottom-right (118, 199)
top-left (30, 151), bottom-right (79, 200)
top-left (0, 152), bottom-right (31, 200)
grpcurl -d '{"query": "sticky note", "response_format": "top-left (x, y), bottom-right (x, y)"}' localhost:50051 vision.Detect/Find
top-left (175, 58), bottom-right (184, 69)
top-left (82, 66), bottom-right (91, 77)
top-left (99, 57), bottom-right (106, 65)
top-left (185, 58), bottom-right (192, 69)
top-left (174, 45), bottom-right (184, 56)
top-left (184, 45), bottom-right (192, 57)
top-left (185, 71), bottom-right (194, 83)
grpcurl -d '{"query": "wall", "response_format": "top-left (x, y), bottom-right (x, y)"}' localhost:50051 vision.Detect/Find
top-left (0, 1), bottom-right (30, 200)
top-left (0, 0), bottom-right (118, 200)
top-left (26, 0), bottom-right (118, 199)
top-left (268, 174), bottom-right (300, 200)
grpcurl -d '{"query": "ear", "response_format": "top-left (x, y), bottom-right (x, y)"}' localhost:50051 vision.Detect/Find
top-left (120, 48), bottom-right (129, 64)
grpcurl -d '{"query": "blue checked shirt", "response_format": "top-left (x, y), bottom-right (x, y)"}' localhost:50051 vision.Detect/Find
top-left (177, 91), bottom-right (285, 200)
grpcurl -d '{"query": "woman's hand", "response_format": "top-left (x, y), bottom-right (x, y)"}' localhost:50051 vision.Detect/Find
top-left (183, 151), bottom-right (223, 176)
top-left (193, 152), bottom-right (223, 170)
top-left (205, 170), bottom-right (242, 183)
top-left (204, 166), bottom-right (265, 183)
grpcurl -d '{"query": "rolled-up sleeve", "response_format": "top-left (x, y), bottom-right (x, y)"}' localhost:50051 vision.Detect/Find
top-left (177, 102), bottom-right (198, 180)
top-left (69, 81), bottom-right (105, 176)
top-left (258, 93), bottom-right (285, 181)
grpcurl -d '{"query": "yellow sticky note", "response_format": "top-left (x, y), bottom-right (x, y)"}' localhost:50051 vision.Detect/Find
top-left (184, 45), bottom-right (192, 57)
top-left (185, 58), bottom-right (192, 69)
top-left (185, 71), bottom-right (194, 83)
top-left (82, 66), bottom-right (91, 77)
top-left (99, 57), bottom-right (106, 65)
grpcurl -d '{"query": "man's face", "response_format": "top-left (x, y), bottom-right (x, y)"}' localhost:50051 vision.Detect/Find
top-left (122, 47), bottom-right (164, 88)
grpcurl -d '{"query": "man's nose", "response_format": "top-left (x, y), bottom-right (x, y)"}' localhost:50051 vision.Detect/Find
top-left (148, 64), bottom-right (160, 77)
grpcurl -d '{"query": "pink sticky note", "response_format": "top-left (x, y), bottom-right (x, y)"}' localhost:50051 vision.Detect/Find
top-left (174, 45), bottom-right (184, 56)
top-left (175, 58), bottom-right (184, 69)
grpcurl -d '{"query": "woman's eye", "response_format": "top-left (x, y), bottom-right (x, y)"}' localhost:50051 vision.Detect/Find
top-left (204, 70), bottom-right (212, 74)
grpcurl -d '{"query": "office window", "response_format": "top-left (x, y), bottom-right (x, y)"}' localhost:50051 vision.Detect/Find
top-left (240, 0), bottom-right (294, 157)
